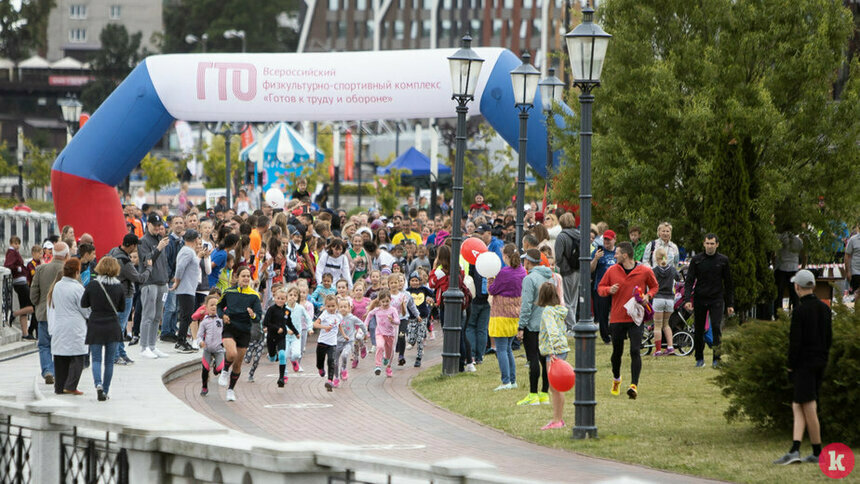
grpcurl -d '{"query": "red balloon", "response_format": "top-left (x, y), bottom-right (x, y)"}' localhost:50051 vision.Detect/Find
top-left (548, 358), bottom-right (575, 392)
top-left (460, 238), bottom-right (488, 265)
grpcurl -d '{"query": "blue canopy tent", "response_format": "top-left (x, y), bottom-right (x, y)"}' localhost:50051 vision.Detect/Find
top-left (376, 147), bottom-right (452, 188)
top-left (240, 122), bottom-right (325, 192)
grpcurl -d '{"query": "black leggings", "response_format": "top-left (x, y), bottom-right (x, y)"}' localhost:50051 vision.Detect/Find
top-left (522, 330), bottom-right (548, 394)
top-left (395, 319), bottom-right (409, 358)
top-left (610, 323), bottom-right (643, 385)
top-left (316, 343), bottom-right (335, 380)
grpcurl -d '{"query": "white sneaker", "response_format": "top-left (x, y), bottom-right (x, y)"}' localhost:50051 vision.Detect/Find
top-left (225, 389), bottom-right (236, 401)
top-left (371, 346), bottom-right (377, 353)
top-left (140, 348), bottom-right (158, 359)
top-left (298, 365), bottom-right (304, 373)
top-left (152, 348), bottom-right (169, 358)
top-left (406, 344), bottom-right (414, 350)
top-left (429, 331), bottom-right (436, 340)
top-left (493, 383), bottom-right (513, 392)
top-left (191, 339), bottom-right (199, 350)
top-left (465, 363), bottom-right (477, 372)
top-left (218, 370), bottom-right (230, 387)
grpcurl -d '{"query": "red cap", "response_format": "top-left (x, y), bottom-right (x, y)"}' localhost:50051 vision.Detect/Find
top-left (535, 212), bottom-right (544, 222)
top-left (603, 229), bottom-right (616, 240)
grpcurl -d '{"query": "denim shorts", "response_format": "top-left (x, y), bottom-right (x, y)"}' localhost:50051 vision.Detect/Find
top-left (546, 352), bottom-right (568, 363)
top-left (652, 297), bottom-right (674, 313)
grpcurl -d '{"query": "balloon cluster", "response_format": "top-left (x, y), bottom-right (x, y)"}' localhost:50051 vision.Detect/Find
top-left (460, 238), bottom-right (502, 278)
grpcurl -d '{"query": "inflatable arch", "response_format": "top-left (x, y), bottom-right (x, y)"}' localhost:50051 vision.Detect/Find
top-left (51, 48), bottom-right (571, 254)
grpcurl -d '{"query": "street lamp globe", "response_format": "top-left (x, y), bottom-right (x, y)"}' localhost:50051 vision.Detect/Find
top-left (538, 67), bottom-right (564, 112)
top-left (564, 7), bottom-right (612, 86)
top-left (59, 94), bottom-right (82, 125)
top-left (447, 35), bottom-right (485, 100)
top-left (510, 52), bottom-right (540, 107)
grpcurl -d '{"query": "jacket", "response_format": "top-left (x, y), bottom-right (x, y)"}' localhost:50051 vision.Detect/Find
top-left (47, 277), bottom-right (90, 356)
top-left (554, 228), bottom-right (581, 276)
top-left (30, 259), bottom-right (65, 321)
top-left (652, 264), bottom-right (679, 299)
top-left (173, 245), bottom-right (201, 296)
top-left (539, 304), bottom-right (570, 356)
top-left (4, 247), bottom-right (27, 282)
top-left (108, 246), bottom-right (151, 299)
top-left (683, 252), bottom-right (734, 307)
top-left (81, 276), bottom-right (126, 345)
top-left (789, 294), bottom-right (832, 369)
top-left (137, 231), bottom-right (168, 285)
top-left (597, 263), bottom-right (658, 324)
top-left (197, 315), bottom-right (224, 351)
top-left (263, 304), bottom-right (299, 337)
top-left (489, 265), bottom-right (527, 298)
top-left (164, 232), bottom-right (184, 279)
top-left (518, 265), bottom-right (555, 332)
top-left (217, 285), bottom-right (263, 334)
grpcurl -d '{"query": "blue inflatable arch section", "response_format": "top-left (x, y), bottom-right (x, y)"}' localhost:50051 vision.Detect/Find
top-left (51, 48), bottom-right (571, 252)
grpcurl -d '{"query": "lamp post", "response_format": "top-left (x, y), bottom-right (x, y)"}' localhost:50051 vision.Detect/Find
top-left (443, 34), bottom-right (484, 376)
top-left (510, 52), bottom-right (540, 249)
top-left (185, 33), bottom-right (208, 52)
top-left (538, 67), bottom-right (563, 209)
top-left (58, 93), bottom-right (83, 139)
top-left (224, 29), bottom-right (246, 52)
top-left (565, 6), bottom-right (611, 440)
top-left (206, 121), bottom-right (249, 209)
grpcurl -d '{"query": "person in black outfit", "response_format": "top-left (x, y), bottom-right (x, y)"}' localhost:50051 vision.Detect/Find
top-left (81, 257), bottom-right (126, 401)
top-left (773, 270), bottom-right (832, 465)
top-left (262, 290), bottom-right (299, 387)
top-left (683, 233), bottom-right (735, 368)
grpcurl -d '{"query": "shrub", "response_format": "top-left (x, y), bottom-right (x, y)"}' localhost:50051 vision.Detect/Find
top-left (715, 300), bottom-right (860, 445)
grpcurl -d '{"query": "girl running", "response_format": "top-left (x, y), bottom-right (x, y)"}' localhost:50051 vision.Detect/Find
top-left (390, 273), bottom-right (421, 366)
top-left (313, 295), bottom-right (343, 391)
top-left (285, 286), bottom-right (309, 374)
top-left (334, 299), bottom-right (368, 386)
top-left (197, 295), bottom-right (224, 396)
top-left (216, 267), bottom-right (262, 402)
top-left (351, 281), bottom-right (371, 366)
top-left (262, 288), bottom-right (299, 387)
top-left (365, 289), bottom-right (399, 377)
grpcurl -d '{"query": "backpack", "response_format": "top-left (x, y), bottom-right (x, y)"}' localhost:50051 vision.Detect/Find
top-left (558, 230), bottom-right (580, 273)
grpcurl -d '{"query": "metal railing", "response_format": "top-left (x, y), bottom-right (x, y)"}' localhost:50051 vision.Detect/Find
top-left (60, 428), bottom-right (129, 484)
top-left (0, 415), bottom-right (32, 484)
top-left (0, 209), bottom-right (57, 254)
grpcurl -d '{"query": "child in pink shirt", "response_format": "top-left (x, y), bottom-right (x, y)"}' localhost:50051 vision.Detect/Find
top-left (364, 289), bottom-right (399, 377)
top-left (351, 281), bottom-right (372, 365)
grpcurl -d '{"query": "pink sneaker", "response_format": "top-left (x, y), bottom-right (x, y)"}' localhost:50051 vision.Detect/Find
top-left (291, 361), bottom-right (299, 372)
top-left (351, 359), bottom-right (359, 369)
top-left (653, 350), bottom-right (665, 357)
top-left (341, 369), bottom-right (348, 380)
top-left (385, 367), bottom-right (393, 378)
top-left (541, 420), bottom-right (565, 430)
top-left (360, 346), bottom-right (367, 359)
top-left (318, 368), bottom-right (325, 377)
top-left (283, 376), bottom-right (289, 384)
top-left (333, 378), bottom-right (340, 388)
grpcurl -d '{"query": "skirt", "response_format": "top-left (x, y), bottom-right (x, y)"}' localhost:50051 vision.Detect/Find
top-left (489, 295), bottom-right (521, 338)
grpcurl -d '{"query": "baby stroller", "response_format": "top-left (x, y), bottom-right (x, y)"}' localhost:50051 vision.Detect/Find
top-left (640, 279), bottom-right (694, 356)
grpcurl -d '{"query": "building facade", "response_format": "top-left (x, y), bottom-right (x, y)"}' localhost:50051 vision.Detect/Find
top-left (46, 0), bottom-right (163, 62)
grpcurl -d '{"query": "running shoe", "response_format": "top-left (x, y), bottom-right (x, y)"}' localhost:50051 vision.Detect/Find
top-left (465, 363), bottom-right (477, 372)
top-left (494, 383), bottom-right (513, 392)
top-left (611, 378), bottom-right (621, 396)
top-left (371, 345), bottom-right (377, 353)
top-left (140, 348), bottom-right (158, 359)
top-left (664, 348), bottom-right (675, 356)
top-left (653, 350), bottom-right (665, 357)
top-left (191, 339), bottom-right (200, 350)
top-left (247, 375), bottom-right (255, 383)
top-left (291, 361), bottom-right (299, 372)
top-left (773, 451), bottom-right (801, 465)
top-left (128, 335), bottom-right (139, 346)
top-left (360, 346), bottom-right (367, 359)
top-left (398, 357), bottom-right (406, 366)
top-left (510, 382), bottom-right (518, 389)
top-left (96, 385), bottom-right (107, 401)
top-left (225, 389), bottom-right (236, 401)
top-left (429, 331), bottom-right (435, 340)
top-left (325, 380), bottom-right (333, 392)
top-left (200, 387), bottom-right (208, 396)
top-left (268, 355), bottom-right (277, 362)
top-left (406, 344), bottom-right (413, 350)
top-left (413, 359), bottom-right (421, 368)
top-left (63, 389), bottom-right (83, 395)
top-left (802, 454), bottom-right (818, 464)
top-left (153, 348), bottom-right (169, 358)
top-left (283, 376), bottom-right (288, 384)
top-left (695, 360), bottom-right (705, 368)
top-left (121, 355), bottom-right (134, 364)
top-left (538, 392), bottom-right (550, 404)
top-left (113, 358), bottom-right (128, 366)
top-left (374, 366), bottom-right (382, 375)
top-left (218, 370), bottom-right (230, 387)
top-left (385, 367), bottom-right (393, 377)
top-left (627, 384), bottom-right (638, 400)
top-left (341, 369), bottom-right (348, 380)
top-left (541, 420), bottom-right (565, 430)
top-left (298, 364), bottom-right (304, 372)
top-left (383, 358), bottom-right (390, 366)
top-left (332, 378), bottom-right (340, 388)
top-left (516, 393), bottom-right (540, 406)
top-left (712, 360), bottom-right (721, 369)
top-left (318, 368), bottom-right (325, 377)
top-left (351, 359), bottom-right (359, 369)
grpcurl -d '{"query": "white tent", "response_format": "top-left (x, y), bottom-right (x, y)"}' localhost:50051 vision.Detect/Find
top-left (51, 57), bottom-right (84, 69)
top-left (17, 55), bottom-right (51, 69)
top-left (0, 58), bottom-right (13, 81)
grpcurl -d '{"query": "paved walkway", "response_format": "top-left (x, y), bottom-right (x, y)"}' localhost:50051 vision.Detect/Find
top-left (167, 334), bottom-right (716, 484)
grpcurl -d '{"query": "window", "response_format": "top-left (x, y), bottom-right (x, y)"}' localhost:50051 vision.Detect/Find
top-left (520, 19), bottom-right (527, 39)
top-left (338, 20), bottom-right (346, 38)
top-left (470, 19), bottom-right (482, 41)
top-left (503, 0), bottom-right (513, 8)
top-left (357, 0), bottom-right (367, 7)
top-left (441, 19), bottom-right (451, 38)
top-left (422, 0), bottom-right (434, 8)
top-left (443, 0), bottom-right (452, 8)
top-left (422, 20), bottom-right (432, 38)
top-left (523, 0), bottom-right (532, 8)
top-left (69, 5), bottom-right (87, 19)
top-left (109, 5), bottom-right (121, 19)
top-left (68, 28), bottom-right (87, 42)
top-left (366, 20), bottom-right (374, 38)
top-left (354, 21), bottom-right (363, 37)
top-left (410, 21), bottom-right (418, 39)
top-left (532, 19), bottom-right (541, 36)
top-left (394, 20), bottom-right (404, 39)
top-left (328, 0), bottom-right (338, 9)
top-left (492, 19), bottom-right (502, 37)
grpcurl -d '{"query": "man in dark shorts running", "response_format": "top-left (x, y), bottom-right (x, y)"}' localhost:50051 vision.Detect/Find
top-left (773, 270), bottom-right (832, 465)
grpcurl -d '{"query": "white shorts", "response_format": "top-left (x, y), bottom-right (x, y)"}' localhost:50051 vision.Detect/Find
top-left (652, 298), bottom-right (674, 313)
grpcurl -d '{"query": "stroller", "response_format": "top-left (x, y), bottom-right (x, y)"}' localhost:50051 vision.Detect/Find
top-left (640, 276), bottom-right (695, 356)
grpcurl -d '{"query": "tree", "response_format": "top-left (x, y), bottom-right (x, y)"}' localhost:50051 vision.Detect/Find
top-left (374, 167), bottom-right (412, 215)
top-left (80, 24), bottom-right (143, 112)
top-left (553, 0), bottom-right (860, 311)
top-left (0, 141), bottom-right (17, 177)
top-left (140, 154), bottom-right (178, 204)
top-left (0, 0), bottom-right (55, 61)
top-left (203, 136), bottom-right (243, 190)
top-left (161, 0), bottom-right (300, 54)
top-left (22, 137), bottom-right (53, 189)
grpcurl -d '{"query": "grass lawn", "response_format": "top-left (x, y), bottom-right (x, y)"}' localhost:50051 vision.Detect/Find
top-left (411, 327), bottom-right (830, 484)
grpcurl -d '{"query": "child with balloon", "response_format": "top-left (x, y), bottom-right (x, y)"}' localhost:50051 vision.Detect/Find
top-left (536, 282), bottom-right (571, 430)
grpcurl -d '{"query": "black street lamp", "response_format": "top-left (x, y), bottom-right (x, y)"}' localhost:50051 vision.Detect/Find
top-left (206, 121), bottom-right (249, 209)
top-left (443, 34), bottom-right (484, 376)
top-left (59, 93), bottom-right (83, 138)
top-left (538, 67), bottom-right (564, 207)
top-left (565, 6), bottom-right (611, 440)
top-left (510, 52), bottom-right (540, 249)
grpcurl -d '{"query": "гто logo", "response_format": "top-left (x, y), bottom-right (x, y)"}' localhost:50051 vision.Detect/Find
top-left (196, 62), bottom-right (256, 101)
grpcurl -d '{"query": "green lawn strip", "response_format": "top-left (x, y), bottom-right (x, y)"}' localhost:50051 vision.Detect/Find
top-left (411, 330), bottom-right (828, 484)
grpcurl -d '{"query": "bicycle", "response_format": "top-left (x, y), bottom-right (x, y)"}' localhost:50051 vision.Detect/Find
top-left (640, 322), bottom-right (693, 356)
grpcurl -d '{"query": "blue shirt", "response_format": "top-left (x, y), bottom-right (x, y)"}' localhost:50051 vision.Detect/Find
top-left (208, 249), bottom-right (227, 287)
top-left (487, 237), bottom-right (506, 267)
top-left (591, 247), bottom-right (617, 290)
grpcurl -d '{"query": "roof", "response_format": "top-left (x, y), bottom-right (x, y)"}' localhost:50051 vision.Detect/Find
top-left (0, 58), bottom-right (14, 69)
top-left (51, 57), bottom-right (84, 69)
top-left (18, 55), bottom-right (51, 69)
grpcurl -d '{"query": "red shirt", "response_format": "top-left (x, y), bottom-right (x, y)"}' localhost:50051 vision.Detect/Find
top-left (597, 263), bottom-right (658, 324)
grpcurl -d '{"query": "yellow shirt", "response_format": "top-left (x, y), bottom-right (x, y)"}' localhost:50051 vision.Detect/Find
top-left (392, 231), bottom-right (422, 246)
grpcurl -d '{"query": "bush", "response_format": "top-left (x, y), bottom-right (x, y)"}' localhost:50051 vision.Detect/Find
top-left (715, 300), bottom-right (860, 445)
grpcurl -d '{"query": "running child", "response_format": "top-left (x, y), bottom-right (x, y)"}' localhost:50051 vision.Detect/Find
top-left (365, 270), bottom-right (383, 299)
top-left (197, 295), bottom-right (225, 396)
top-left (536, 282), bottom-right (570, 430)
top-left (364, 290), bottom-right (400, 377)
top-left (313, 295), bottom-right (343, 391)
top-left (390, 273), bottom-right (421, 366)
top-left (311, 273), bottom-right (337, 312)
top-left (297, 280), bottom-right (315, 365)
top-left (334, 299), bottom-right (368, 386)
top-left (285, 286), bottom-right (310, 373)
top-left (351, 281), bottom-right (371, 366)
top-left (335, 278), bottom-right (353, 305)
top-left (262, 288), bottom-right (299, 387)
top-left (406, 271), bottom-right (434, 367)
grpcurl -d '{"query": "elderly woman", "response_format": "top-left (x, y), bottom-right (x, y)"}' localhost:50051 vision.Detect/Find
top-left (82, 257), bottom-right (126, 402)
top-left (48, 259), bottom-right (89, 395)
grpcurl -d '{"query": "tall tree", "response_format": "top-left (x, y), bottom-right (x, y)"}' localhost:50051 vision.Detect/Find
top-left (80, 24), bottom-right (143, 112)
top-left (0, 0), bottom-right (55, 60)
top-left (161, 0), bottom-right (300, 54)
top-left (553, 0), bottom-right (860, 310)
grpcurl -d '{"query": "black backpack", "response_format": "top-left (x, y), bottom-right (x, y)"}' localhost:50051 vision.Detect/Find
top-left (558, 230), bottom-right (580, 273)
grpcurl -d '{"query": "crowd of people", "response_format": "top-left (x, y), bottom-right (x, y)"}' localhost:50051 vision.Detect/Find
top-left (2, 178), bottom-right (854, 439)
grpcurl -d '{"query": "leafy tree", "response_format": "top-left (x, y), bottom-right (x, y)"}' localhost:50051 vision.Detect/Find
top-left (374, 167), bottom-right (412, 215)
top-left (553, 0), bottom-right (860, 311)
top-left (203, 136), bottom-right (243, 190)
top-left (22, 137), bottom-right (53, 189)
top-left (140, 154), bottom-right (178, 203)
top-left (0, 141), bottom-right (17, 177)
top-left (0, 0), bottom-right (55, 61)
top-left (161, 0), bottom-right (300, 54)
top-left (80, 24), bottom-right (143, 112)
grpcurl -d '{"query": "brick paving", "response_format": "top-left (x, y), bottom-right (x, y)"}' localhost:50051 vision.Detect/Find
top-left (167, 334), bottom-right (716, 483)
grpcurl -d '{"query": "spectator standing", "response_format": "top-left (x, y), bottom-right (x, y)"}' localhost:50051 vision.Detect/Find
top-left (47, 259), bottom-right (88, 395)
top-left (5, 236), bottom-right (34, 339)
top-left (773, 230), bottom-right (804, 315)
top-left (108, 235), bottom-right (152, 365)
top-left (516, 249), bottom-right (554, 406)
top-left (683, 233), bottom-right (735, 368)
top-left (30, 241), bottom-right (70, 384)
top-left (137, 214), bottom-right (171, 359)
top-left (488, 244), bottom-right (526, 391)
top-left (554, 213), bottom-right (581, 333)
top-left (844, 231), bottom-right (860, 297)
top-left (161, 216), bottom-right (186, 342)
top-left (173, 230), bottom-right (205, 352)
top-left (82, 257), bottom-right (126, 401)
top-left (628, 226), bottom-right (646, 262)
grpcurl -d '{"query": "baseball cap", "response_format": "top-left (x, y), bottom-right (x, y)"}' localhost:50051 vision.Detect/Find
top-left (603, 229), bottom-right (616, 240)
top-left (287, 224), bottom-right (299, 236)
top-left (475, 224), bottom-right (493, 233)
top-left (147, 213), bottom-right (163, 225)
top-left (409, 271), bottom-right (420, 281)
top-left (791, 270), bottom-right (815, 289)
top-left (42, 241), bottom-right (53, 250)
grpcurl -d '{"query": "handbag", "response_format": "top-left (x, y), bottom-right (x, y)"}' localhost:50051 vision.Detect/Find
top-left (96, 280), bottom-right (120, 323)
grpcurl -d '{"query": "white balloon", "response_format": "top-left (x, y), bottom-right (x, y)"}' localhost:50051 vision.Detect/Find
top-left (264, 188), bottom-right (285, 210)
top-left (476, 251), bottom-right (502, 278)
